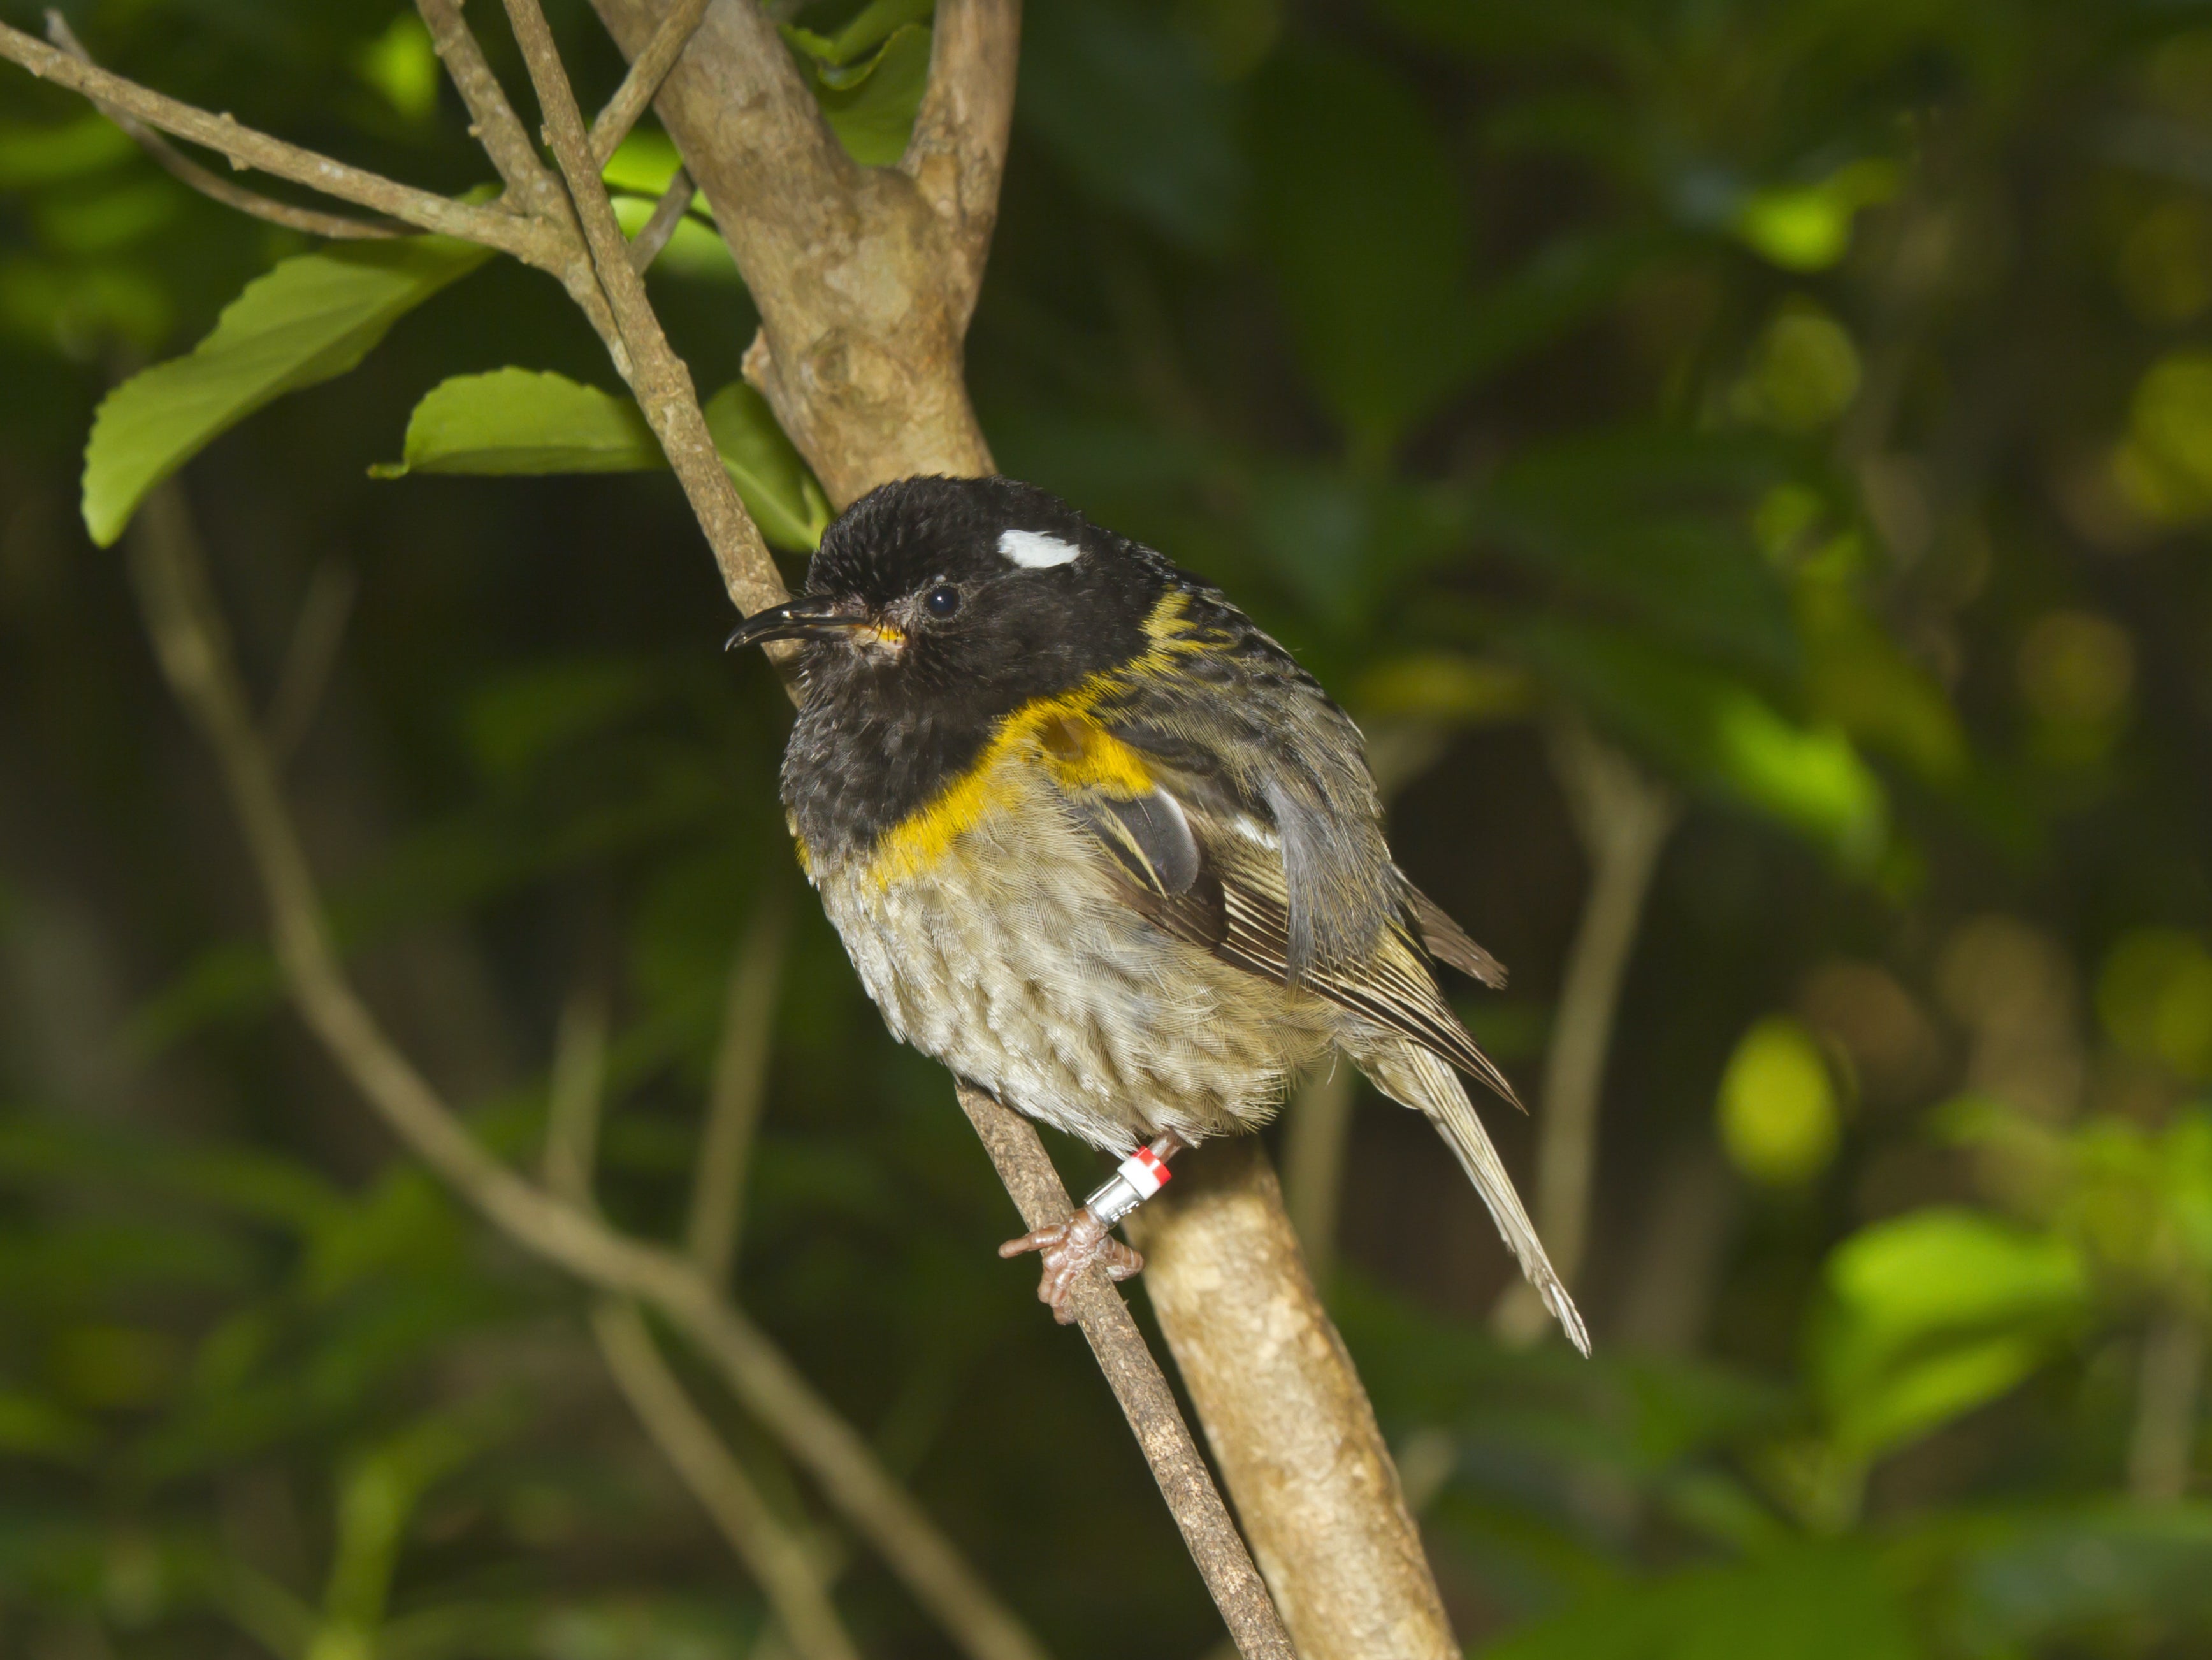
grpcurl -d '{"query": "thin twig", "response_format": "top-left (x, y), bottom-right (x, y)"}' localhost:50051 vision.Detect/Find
top-left (2129, 1306), bottom-right (2205, 1504)
top-left (543, 984), bottom-right (609, 1202)
top-left (902, 0), bottom-right (1022, 316)
top-left (264, 560), bottom-right (358, 765)
top-left (628, 168), bottom-right (697, 273)
top-left (44, 11), bottom-right (405, 238)
top-left (956, 1085), bottom-right (1297, 1660)
top-left (0, 20), bottom-right (549, 262)
top-left (588, 0), bottom-right (712, 165)
top-left (124, 486), bottom-right (1049, 1660)
top-left (593, 1303), bottom-right (865, 1660)
top-left (690, 891), bottom-right (792, 1290)
top-left (410, 0), bottom-right (628, 396)
top-left (502, 0), bottom-right (783, 619)
top-left (1494, 714), bottom-right (1677, 1345)
top-left (539, 993), bottom-right (864, 1660)
top-left (412, 0), bottom-right (561, 212)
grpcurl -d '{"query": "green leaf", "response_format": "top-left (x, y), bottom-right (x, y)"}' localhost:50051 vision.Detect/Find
top-left (1716, 1016), bottom-right (1841, 1186)
top-left (781, 0), bottom-right (934, 67)
top-left (353, 14), bottom-right (440, 123)
top-left (602, 129), bottom-right (687, 198)
top-left (1479, 428), bottom-right (1800, 675)
top-left (1252, 45), bottom-right (1475, 456)
top-left (462, 658), bottom-right (662, 779)
top-left (1812, 1208), bottom-right (2090, 1459)
top-left (82, 237), bottom-right (493, 546)
top-left (372, 370), bottom-right (662, 478)
top-left (1937, 1503), bottom-right (2212, 1648)
top-left (1511, 618), bottom-right (1886, 861)
top-left (1250, 467), bottom-right (1473, 624)
top-left (610, 194), bottom-right (739, 282)
top-left (811, 25), bottom-right (932, 166)
top-left (0, 114), bottom-right (135, 188)
top-left (375, 371), bottom-right (827, 551)
top-left (0, 1392), bottom-right (96, 1460)
top-left (0, 1116), bottom-right (345, 1234)
top-left (702, 380), bottom-right (833, 551)
top-left (1733, 160), bottom-right (1900, 273)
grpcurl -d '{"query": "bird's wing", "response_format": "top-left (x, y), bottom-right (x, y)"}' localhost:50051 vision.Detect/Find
top-left (1104, 788), bottom-right (1525, 1112)
top-left (1048, 589), bottom-right (1520, 1107)
top-left (1398, 876), bottom-right (1508, 989)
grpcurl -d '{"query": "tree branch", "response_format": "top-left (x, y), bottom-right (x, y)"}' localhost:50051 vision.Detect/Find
top-left (902, 0), bottom-right (1021, 320)
top-left (543, 983), bottom-right (610, 1206)
top-left (0, 19), bottom-right (549, 262)
top-left (628, 168), bottom-right (698, 273)
top-left (412, 0), bottom-right (562, 212)
top-left (586, 0), bottom-right (993, 502)
top-left (955, 1085), bottom-right (1296, 1660)
top-left (501, 0), bottom-right (783, 618)
top-left (593, 1302), bottom-right (865, 1660)
top-left (1494, 715), bottom-right (1677, 1344)
top-left (1127, 1145), bottom-right (1457, 1660)
top-left (589, 0), bottom-right (854, 228)
top-left (69, 5), bottom-right (1364, 1648)
top-left (41, 11), bottom-right (406, 239)
top-left (263, 559), bottom-right (358, 766)
top-left (124, 484), bottom-right (1048, 1660)
top-left (588, 0), bottom-right (712, 165)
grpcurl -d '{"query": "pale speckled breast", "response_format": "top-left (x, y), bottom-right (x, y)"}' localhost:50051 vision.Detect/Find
top-left (806, 760), bottom-right (1340, 1153)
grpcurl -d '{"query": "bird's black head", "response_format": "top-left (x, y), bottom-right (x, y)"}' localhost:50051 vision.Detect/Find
top-left (728, 475), bottom-right (1166, 718)
top-left (731, 476), bottom-right (1172, 856)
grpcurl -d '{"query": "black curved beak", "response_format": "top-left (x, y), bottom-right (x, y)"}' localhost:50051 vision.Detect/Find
top-left (724, 595), bottom-right (869, 653)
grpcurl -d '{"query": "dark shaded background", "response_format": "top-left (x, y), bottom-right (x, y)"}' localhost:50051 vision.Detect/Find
top-left (4, 0), bottom-right (2211, 1655)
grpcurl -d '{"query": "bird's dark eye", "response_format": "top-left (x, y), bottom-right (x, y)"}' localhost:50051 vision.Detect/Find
top-left (925, 584), bottom-right (960, 618)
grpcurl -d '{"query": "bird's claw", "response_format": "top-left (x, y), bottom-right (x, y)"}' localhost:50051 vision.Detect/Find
top-left (997, 1205), bottom-right (1144, 1324)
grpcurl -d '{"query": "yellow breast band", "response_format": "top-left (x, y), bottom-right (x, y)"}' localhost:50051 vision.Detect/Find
top-left (860, 591), bottom-right (1197, 889)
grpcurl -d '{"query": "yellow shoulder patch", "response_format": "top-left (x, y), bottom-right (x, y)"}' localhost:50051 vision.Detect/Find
top-left (864, 660), bottom-right (1164, 890)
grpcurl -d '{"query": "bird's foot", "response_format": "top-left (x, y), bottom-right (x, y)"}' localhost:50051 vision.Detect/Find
top-left (998, 1206), bottom-right (1143, 1324)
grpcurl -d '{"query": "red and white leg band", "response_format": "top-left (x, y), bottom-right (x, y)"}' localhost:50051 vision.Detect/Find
top-left (1085, 1134), bottom-right (1176, 1227)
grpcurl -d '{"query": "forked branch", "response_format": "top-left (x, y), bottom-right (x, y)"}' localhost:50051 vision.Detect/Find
top-left (588, 0), bottom-right (713, 163)
top-left (502, 0), bottom-right (781, 616)
top-left (15, 3), bottom-right (1305, 1651)
top-left (904, 0), bottom-right (1022, 314)
top-left (543, 991), bottom-right (862, 1660)
top-left (0, 18), bottom-right (546, 259)
top-left (43, 12), bottom-right (404, 239)
top-left (124, 487), bottom-right (1046, 1660)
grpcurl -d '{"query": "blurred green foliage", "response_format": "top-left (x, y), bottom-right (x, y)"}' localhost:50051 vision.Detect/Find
top-left (4, 0), bottom-right (2212, 1656)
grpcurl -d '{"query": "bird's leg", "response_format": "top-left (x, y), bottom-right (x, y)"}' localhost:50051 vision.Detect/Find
top-left (999, 1131), bottom-right (1187, 1324)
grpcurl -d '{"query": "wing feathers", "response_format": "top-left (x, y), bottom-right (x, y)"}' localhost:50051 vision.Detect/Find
top-left (1402, 880), bottom-right (1508, 989)
top-left (1097, 800), bottom-right (1524, 1111)
top-left (1072, 786), bottom-right (1202, 897)
top-left (1361, 1042), bottom-right (1588, 1355)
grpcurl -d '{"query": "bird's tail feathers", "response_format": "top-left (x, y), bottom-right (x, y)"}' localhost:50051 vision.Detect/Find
top-left (1361, 1043), bottom-right (1590, 1357)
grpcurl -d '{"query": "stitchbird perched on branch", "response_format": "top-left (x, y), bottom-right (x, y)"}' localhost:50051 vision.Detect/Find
top-left (728, 475), bottom-right (1587, 1353)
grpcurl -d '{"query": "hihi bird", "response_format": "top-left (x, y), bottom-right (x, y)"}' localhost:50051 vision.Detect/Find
top-left (727, 475), bottom-right (1587, 1354)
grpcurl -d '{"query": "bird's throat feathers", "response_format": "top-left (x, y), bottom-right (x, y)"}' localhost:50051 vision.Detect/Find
top-left (784, 587), bottom-right (1206, 882)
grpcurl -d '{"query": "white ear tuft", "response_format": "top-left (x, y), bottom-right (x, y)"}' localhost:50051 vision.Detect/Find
top-left (998, 528), bottom-right (1081, 570)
